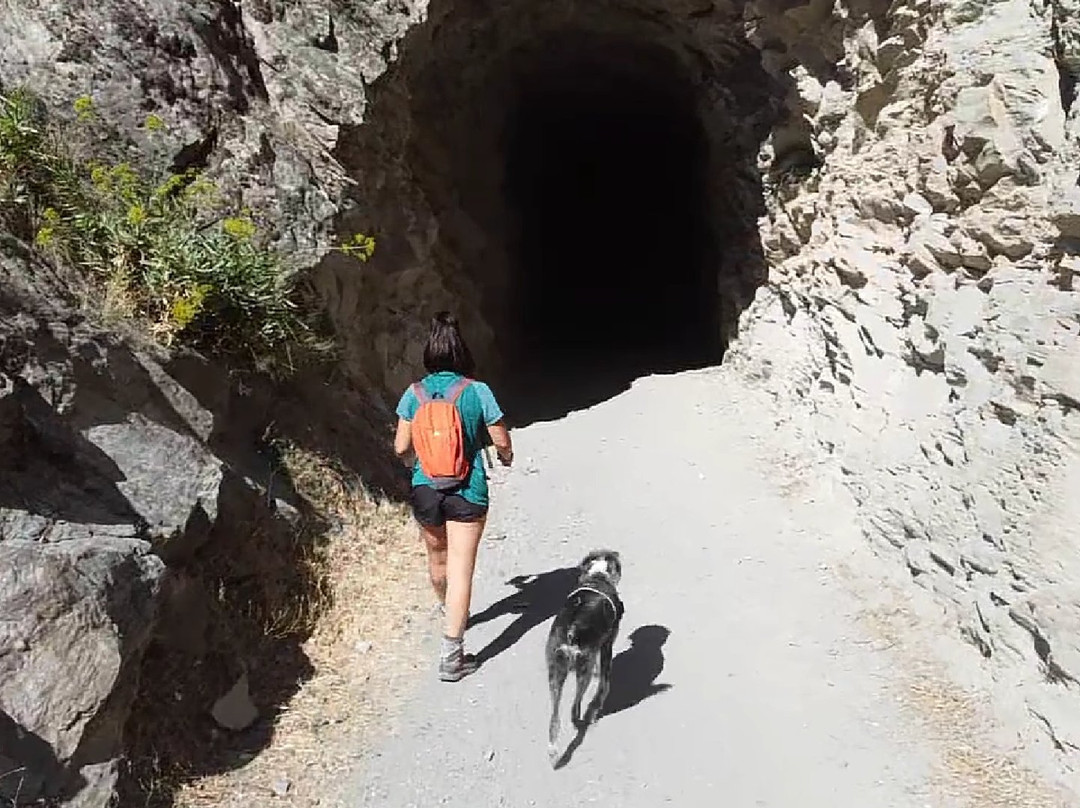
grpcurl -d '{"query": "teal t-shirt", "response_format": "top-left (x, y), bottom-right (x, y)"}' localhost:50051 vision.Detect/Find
top-left (396, 372), bottom-right (505, 507)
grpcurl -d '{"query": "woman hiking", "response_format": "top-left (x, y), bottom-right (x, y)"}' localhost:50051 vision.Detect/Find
top-left (394, 311), bottom-right (514, 681)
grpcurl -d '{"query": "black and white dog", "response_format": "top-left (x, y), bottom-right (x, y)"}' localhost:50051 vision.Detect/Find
top-left (545, 549), bottom-right (624, 765)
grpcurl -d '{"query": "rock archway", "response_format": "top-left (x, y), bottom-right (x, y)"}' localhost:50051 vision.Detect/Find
top-left (321, 0), bottom-right (788, 418)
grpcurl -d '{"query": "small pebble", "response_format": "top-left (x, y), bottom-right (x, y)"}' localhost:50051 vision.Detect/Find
top-left (485, 748), bottom-right (495, 761)
top-left (271, 777), bottom-right (291, 797)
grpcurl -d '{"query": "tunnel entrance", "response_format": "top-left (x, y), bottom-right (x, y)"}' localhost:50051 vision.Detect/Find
top-left (332, 2), bottom-right (784, 424)
top-left (503, 39), bottom-right (719, 378)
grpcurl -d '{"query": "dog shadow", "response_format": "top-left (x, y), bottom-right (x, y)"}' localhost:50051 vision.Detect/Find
top-left (601, 624), bottom-right (673, 717)
top-left (552, 624), bottom-right (673, 770)
top-left (468, 566), bottom-right (579, 665)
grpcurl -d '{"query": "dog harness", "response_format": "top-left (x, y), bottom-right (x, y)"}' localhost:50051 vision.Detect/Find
top-left (568, 585), bottom-right (620, 619)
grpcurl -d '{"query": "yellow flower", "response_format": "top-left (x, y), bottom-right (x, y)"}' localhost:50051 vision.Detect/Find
top-left (73, 95), bottom-right (94, 122)
top-left (184, 175), bottom-right (217, 203)
top-left (169, 284), bottom-right (209, 330)
top-left (90, 164), bottom-right (111, 190)
top-left (153, 173), bottom-right (185, 199)
top-left (144, 113), bottom-right (165, 132)
top-left (110, 163), bottom-right (137, 188)
top-left (339, 232), bottom-right (376, 261)
top-left (223, 217), bottom-right (257, 240)
top-left (127, 204), bottom-right (147, 226)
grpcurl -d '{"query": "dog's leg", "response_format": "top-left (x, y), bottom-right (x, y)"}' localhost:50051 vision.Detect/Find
top-left (570, 655), bottom-right (594, 728)
top-left (585, 639), bottom-right (614, 725)
top-left (548, 654), bottom-right (568, 764)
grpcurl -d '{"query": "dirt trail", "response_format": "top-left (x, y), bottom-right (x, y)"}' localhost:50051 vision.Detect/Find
top-left (338, 367), bottom-right (1074, 808)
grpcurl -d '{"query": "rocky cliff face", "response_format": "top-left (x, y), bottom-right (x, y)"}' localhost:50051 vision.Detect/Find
top-left (3, 0), bottom-right (1080, 803)
top-left (730, 0), bottom-right (1080, 758)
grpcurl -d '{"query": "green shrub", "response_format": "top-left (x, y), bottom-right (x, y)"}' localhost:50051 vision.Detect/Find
top-left (0, 86), bottom-right (375, 376)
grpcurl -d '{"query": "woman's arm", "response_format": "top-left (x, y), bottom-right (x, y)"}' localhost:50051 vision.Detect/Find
top-left (487, 419), bottom-right (513, 467)
top-left (394, 418), bottom-right (413, 465)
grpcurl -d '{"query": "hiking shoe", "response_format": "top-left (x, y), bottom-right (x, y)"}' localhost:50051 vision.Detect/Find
top-left (438, 650), bottom-right (479, 682)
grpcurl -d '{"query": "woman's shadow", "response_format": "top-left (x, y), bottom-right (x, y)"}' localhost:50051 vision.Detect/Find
top-left (553, 623), bottom-right (673, 769)
top-left (468, 566), bottom-right (580, 665)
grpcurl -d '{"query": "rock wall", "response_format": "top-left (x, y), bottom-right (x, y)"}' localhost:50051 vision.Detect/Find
top-left (0, 246), bottom-right (194, 802)
top-left (0, 0), bottom-right (448, 405)
top-left (730, 0), bottom-right (1080, 760)
top-left (0, 239), bottom-right (382, 805)
top-left (0, 3), bottom-right (430, 801)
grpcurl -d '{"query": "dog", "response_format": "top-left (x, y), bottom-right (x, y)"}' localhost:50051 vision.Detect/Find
top-left (545, 549), bottom-right (624, 765)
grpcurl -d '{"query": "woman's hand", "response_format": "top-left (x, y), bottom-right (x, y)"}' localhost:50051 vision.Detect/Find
top-left (488, 420), bottom-right (513, 468)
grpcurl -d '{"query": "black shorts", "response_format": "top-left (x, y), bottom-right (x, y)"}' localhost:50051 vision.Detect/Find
top-left (411, 484), bottom-right (488, 527)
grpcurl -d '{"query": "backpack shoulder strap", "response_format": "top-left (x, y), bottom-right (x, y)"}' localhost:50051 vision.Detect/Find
top-left (412, 382), bottom-right (431, 405)
top-left (445, 376), bottom-right (473, 404)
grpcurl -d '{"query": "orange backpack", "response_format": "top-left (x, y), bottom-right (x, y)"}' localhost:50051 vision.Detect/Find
top-left (411, 377), bottom-right (473, 490)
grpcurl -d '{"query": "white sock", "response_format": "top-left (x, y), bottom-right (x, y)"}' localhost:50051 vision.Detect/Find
top-left (441, 635), bottom-right (463, 659)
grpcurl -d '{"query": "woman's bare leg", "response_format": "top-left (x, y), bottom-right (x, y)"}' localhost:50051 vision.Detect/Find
top-left (444, 517), bottom-right (486, 639)
top-left (419, 524), bottom-right (448, 605)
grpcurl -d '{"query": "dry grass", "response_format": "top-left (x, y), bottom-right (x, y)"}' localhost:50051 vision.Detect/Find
top-left (854, 601), bottom-right (1071, 808)
top-left (170, 445), bottom-right (432, 808)
top-left (119, 443), bottom-right (432, 808)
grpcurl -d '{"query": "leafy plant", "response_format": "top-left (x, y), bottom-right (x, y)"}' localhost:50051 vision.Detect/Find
top-left (0, 86), bottom-right (376, 377)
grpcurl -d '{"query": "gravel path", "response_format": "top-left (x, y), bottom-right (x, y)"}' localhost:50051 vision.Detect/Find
top-left (341, 367), bottom-right (1066, 808)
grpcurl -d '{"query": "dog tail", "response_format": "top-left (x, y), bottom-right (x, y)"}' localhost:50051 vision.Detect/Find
top-left (556, 626), bottom-right (582, 661)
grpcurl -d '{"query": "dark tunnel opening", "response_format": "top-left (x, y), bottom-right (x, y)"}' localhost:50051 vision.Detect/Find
top-left (497, 39), bottom-right (726, 422)
top-left (331, 14), bottom-right (781, 426)
top-left (504, 47), bottom-right (718, 370)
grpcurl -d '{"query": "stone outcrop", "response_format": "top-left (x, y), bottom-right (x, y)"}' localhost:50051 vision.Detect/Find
top-left (0, 0), bottom-right (446, 403)
top-left (0, 243), bottom-right (330, 805)
top-left (729, 0), bottom-right (1080, 764)
top-left (0, 538), bottom-right (163, 805)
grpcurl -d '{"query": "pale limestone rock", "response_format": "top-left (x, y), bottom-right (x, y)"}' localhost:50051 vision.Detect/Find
top-left (901, 192), bottom-right (933, 219)
top-left (745, 0), bottom-right (1080, 767)
top-left (911, 224), bottom-right (961, 270)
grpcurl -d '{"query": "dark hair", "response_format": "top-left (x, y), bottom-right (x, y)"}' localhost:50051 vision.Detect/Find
top-left (423, 311), bottom-right (476, 375)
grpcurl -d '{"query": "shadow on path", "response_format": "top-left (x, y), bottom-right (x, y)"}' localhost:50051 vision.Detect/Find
top-left (602, 624), bottom-right (673, 717)
top-left (552, 723), bottom-right (589, 771)
top-left (497, 349), bottom-right (720, 428)
top-left (469, 566), bottom-right (579, 666)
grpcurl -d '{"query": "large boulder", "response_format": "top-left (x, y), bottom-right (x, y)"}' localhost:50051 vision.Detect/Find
top-left (0, 247), bottom-right (299, 806)
top-left (0, 250), bottom-right (226, 560)
top-left (0, 538), bottom-right (165, 805)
